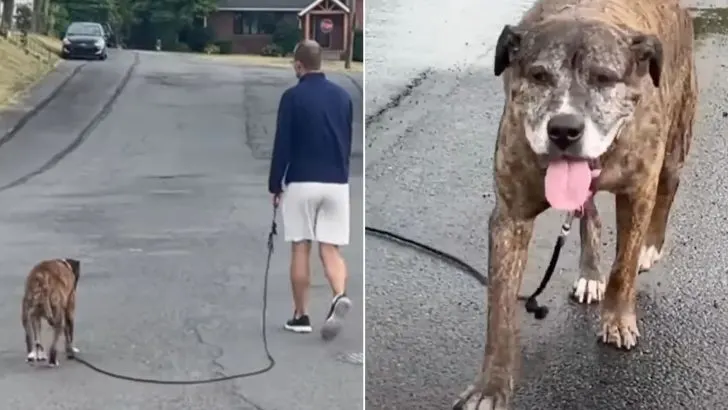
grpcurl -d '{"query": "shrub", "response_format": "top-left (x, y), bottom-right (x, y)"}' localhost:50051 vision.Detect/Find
top-left (175, 42), bottom-right (190, 52)
top-left (353, 28), bottom-right (362, 62)
top-left (272, 18), bottom-right (301, 55)
top-left (214, 40), bottom-right (232, 54)
top-left (260, 43), bottom-right (283, 57)
top-left (204, 43), bottom-right (220, 54)
top-left (185, 25), bottom-right (214, 52)
top-left (14, 4), bottom-right (32, 35)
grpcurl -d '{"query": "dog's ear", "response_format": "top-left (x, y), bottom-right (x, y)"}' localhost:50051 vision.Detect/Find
top-left (494, 25), bottom-right (523, 77)
top-left (65, 258), bottom-right (80, 286)
top-left (630, 34), bottom-right (663, 87)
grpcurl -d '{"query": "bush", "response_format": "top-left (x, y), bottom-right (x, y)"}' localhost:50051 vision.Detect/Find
top-left (214, 40), bottom-right (232, 54)
top-left (204, 43), bottom-right (220, 54)
top-left (272, 19), bottom-right (301, 55)
top-left (14, 4), bottom-right (32, 35)
top-left (260, 43), bottom-right (284, 56)
top-left (353, 28), bottom-right (362, 62)
top-left (185, 25), bottom-right (214, 53)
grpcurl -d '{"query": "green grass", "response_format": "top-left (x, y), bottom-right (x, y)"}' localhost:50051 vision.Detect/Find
top-left (690, 7), bottom-right (728, 40)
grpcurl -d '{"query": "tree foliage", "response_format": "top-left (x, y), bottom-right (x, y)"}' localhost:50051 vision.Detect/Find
top-left (51, 0), bottom-right (217, 49)
top-left (14, 3), bottom-right (32, 44)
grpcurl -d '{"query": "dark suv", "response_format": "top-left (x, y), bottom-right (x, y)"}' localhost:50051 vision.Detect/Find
top-left (61, 21), bottom-right (108, 60)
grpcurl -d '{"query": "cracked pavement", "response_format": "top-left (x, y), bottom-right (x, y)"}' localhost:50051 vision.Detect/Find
top-left (0, 49), bottom-right (362, 410)
top-left (365, 0), bottom-right (728, 409)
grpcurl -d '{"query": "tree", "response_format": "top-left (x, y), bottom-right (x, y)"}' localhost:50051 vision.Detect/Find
top-left (15, 2), bottom-right (32, 45)
top-left (50, 0), bottom-right (218, 49)
top-left (1, 0), bottom-right (14, 35)
top-left (344, 0), bottom-right (356, 69)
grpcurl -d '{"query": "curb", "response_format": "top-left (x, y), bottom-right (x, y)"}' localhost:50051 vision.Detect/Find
top-left (0, 61), bottom-right (87, 149)
top-left (342, 72), bottom-right (363, 96)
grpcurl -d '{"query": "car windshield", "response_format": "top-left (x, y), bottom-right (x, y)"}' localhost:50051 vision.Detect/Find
top-left (66, 24), bottom-right (102, 36)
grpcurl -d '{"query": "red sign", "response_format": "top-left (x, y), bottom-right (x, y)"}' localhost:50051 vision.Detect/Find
top-left (320, 18), bottom-right (334, 33)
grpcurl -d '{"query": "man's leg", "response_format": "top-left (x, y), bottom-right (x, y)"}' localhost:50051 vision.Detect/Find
top-left (291, 241), bottom-right (312, 317)
top-left (316, 183), bottom-right (352, 341)
top-left (319, 243), bottom-right (347, 296)
top-left (281, 183), bottom-right (316, 333)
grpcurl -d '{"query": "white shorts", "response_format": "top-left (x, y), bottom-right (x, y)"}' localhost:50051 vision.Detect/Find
top-left (281, 182), bottom-right (350, 246)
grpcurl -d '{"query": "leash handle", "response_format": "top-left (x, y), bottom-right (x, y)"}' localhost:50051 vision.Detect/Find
top-left (268, 205), bottom-right (278, 251)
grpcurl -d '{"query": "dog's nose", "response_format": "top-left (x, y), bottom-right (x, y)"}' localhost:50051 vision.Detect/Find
top-left (547, 114), bottom-right (585, 150)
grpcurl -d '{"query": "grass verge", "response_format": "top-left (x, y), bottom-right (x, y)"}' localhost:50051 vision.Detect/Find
top-left (199, 53), bottom-right (363, 72)
top-left (0, 34), bottom-right (61, 110)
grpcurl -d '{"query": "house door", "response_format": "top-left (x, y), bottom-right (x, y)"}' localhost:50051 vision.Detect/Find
top-left (313, 15), bottom-right (332, 48)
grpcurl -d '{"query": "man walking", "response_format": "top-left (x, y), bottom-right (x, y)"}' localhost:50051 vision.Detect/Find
top-left (268, 40), bottom-right (354, 341)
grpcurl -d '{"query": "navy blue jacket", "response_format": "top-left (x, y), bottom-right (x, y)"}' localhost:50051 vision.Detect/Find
top-left (267, 72), bottom-right (353, 194)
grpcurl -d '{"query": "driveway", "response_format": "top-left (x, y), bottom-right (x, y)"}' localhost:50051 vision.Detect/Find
top-left (0, 49), bottom-right (363, 410)
top-left (365, 1), bottom-right (728, 409)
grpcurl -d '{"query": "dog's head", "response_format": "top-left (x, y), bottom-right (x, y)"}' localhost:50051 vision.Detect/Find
top-left (494, 19), bottom-right (662, 160)
top-left (64, 258), bottom-right (80, 288)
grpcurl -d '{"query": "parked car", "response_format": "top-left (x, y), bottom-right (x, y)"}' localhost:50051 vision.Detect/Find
top-left (61, 21), bottom-right (108, 60)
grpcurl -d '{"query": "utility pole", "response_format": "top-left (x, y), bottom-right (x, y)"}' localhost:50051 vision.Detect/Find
top-left (344, 0), bottom-right (356, 69)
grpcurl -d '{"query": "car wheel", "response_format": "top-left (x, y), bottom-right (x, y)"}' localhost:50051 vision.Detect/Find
top-left (100, 52), bottom-right (107, 61)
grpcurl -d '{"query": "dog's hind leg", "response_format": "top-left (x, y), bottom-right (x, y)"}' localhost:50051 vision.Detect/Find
top-left (64, 293), bottom-right (78, 359)
top-left (640, 76), bottom-right (695, 272)
top-left (30, 315), bottom-right (47, 362)
top-left (572, 198), bottom-right (605, 304)
top-left (22, 308), bottom-right (37, 363)
top-left (639, 165), bottom-right (679, 272)
top-left (47, 315), bottom-right (64, 367)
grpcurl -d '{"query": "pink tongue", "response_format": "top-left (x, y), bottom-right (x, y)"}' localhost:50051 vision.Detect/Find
top-left (544, 159), bottom-right (592, 210)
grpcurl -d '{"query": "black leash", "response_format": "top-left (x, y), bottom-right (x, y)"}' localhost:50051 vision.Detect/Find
top-left (365, 212), bottom-right (574, 320)
top-left (72, 206), bottom-right (279, 385)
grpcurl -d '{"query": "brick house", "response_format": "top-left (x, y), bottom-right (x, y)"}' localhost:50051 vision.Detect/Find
top-left (208, 0), bottom-right (362, 55)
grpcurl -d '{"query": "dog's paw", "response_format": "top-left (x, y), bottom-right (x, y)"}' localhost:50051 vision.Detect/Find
top-left (35, 350), bottom-right (47, 361)
top-left (452, 384), bottom-right (508, 410)
top-left (47, 359), bottom-right (60, 368)
top-left (638, 245), bottom-right (662, 272)
top-left (572, 277), bottom-right (605, 304)
top-left (26, 350), bottom-right (37, 363)
top-left (599, 310), bottom-right (640, 350)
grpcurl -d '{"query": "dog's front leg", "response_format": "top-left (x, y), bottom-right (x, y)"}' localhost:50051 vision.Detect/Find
top-left (453, 206), bottom-right (535, 410)
top-left (599, 187), bottom-right (657, 350)
top-left (573, 199), bottom-right (605, 304)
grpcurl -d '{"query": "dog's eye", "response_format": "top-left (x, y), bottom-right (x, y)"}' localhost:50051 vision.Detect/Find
top-left (590, 68), bottom-right (619, 87)
top-left (528, 67), bottom-right (552, 84)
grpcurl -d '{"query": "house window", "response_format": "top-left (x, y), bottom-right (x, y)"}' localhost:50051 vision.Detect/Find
top-left (232, 12), bottom-right (286, 35)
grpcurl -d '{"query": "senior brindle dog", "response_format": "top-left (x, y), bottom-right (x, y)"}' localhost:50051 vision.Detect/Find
top-left (22, 258), bottom-right (81, 368)
top-left (454, 0), bottom-right (696, 408)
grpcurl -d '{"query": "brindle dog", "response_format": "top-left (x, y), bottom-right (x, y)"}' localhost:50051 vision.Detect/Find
top-left (22, 258), bottom-right (81, 367)
top-left (453, 0), bottom-right (697, 408)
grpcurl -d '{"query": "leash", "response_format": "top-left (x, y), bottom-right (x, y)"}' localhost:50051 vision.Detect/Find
top-left (72, 206), bottom-right (279, 385)
top-left (365, 211), bottom-right (575, 320)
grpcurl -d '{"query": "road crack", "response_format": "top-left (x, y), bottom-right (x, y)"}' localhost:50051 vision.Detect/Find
top-left (186, 318), bottom-right (267, 410)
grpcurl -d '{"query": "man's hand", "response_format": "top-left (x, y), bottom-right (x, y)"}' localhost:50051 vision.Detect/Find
top-left (272, 193), bottom-right (281, 208)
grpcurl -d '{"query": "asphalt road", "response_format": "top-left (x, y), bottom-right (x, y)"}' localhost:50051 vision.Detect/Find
top-left (365, 1), bottom-right (728, 409)
top-left (0, 49), bottom-right (363, 410)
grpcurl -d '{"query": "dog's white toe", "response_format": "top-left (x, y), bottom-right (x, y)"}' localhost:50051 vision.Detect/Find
top-left (453, 384), bottom-right (508, 410)
top-left (26, 351), bottom-right (37, 362)
top-left (572, 277), bottom-right (605, 304)
top-left (36, 350), bottom-right (48, 361)
top-left (638, 245), bottom-right (662, 271)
